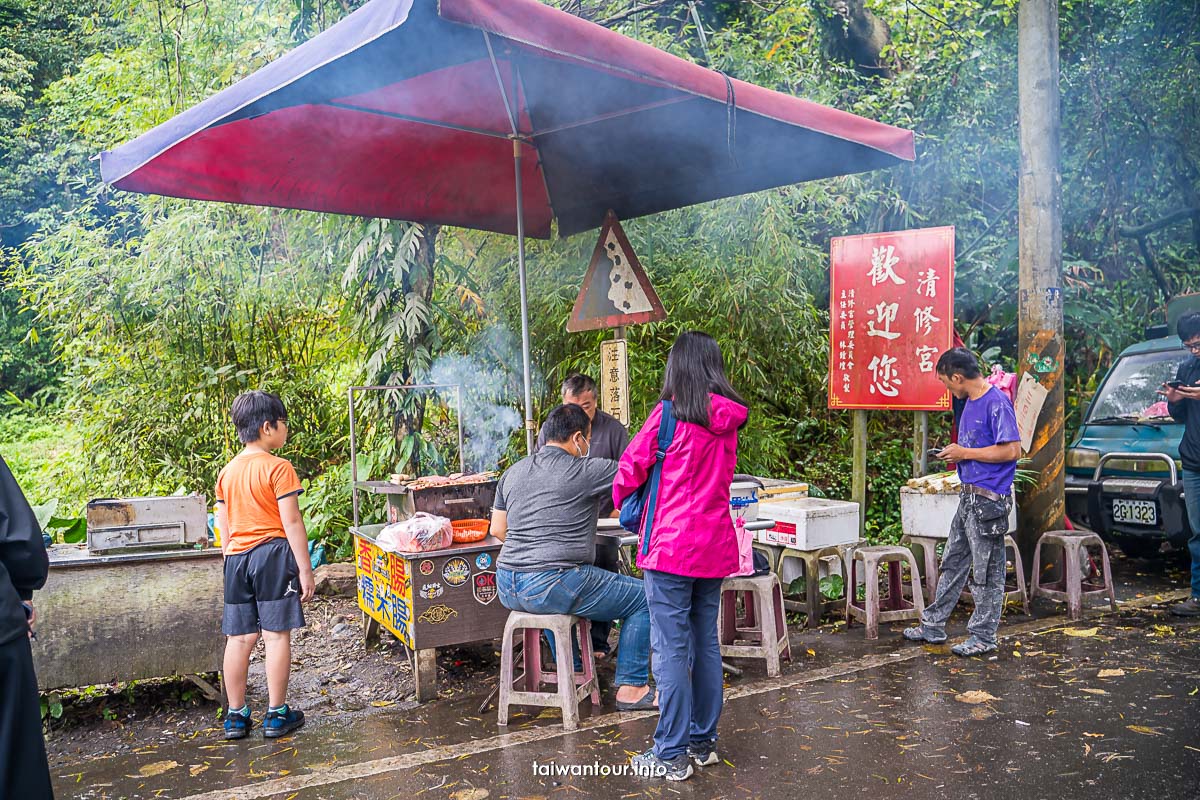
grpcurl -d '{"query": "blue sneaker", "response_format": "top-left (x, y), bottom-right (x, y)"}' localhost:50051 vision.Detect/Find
top-left (263, 705), bottom-right (305, 739)
top-left (223, 707), bottom-right (253, 740)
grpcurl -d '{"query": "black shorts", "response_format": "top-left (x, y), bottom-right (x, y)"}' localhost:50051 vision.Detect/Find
top-left (222, 537), bottom-right (306, 636)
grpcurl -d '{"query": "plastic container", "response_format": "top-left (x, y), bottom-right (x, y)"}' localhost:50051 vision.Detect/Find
top-left (730, 481), bottom-right (761, 524)
top-left (900, 487), bottom-right (1016, 537)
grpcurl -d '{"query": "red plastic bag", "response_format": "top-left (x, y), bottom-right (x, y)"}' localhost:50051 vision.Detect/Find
top-left (377, 512), bottom-right (453, 553)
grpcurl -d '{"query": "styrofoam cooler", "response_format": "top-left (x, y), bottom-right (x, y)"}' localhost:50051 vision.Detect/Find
top-left (900, 487), bottom-right (1017, 538)
top-left (757, 498), bottom-right (860, 549)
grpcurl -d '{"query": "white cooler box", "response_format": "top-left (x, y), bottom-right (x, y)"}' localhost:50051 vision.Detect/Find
top-left (900, 487), bottom-right (1017, 538)
top-left (757, 498), bottom-right (860, 550)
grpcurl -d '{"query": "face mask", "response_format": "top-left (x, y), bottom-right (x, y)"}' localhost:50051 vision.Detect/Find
top-left (574, 435), bottom-right (590, 458)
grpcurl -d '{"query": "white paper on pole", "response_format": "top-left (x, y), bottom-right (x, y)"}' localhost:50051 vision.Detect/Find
top-left (1014, 372), bottom-right (1049, 453)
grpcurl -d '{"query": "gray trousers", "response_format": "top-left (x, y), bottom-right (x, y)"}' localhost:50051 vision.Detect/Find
top-left (920, 493), bottom-right (1011, 644)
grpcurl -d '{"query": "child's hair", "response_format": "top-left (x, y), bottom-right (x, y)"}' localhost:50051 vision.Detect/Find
top-left (231, 391), bottom-right (288, 444)
top-left (936, 347), bottom-right (982, 380)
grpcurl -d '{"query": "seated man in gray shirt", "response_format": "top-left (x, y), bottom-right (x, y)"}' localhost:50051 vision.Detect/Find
top-left (492, 404), bottom-right (654, 711)
top-left (535, 373), bottom-right (630, 658)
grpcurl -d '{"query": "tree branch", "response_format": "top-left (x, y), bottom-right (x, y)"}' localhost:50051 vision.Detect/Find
top-left (1117, 207), bottom-right (1200, 238)
top-left (597, 0), bottom-right (672, 27)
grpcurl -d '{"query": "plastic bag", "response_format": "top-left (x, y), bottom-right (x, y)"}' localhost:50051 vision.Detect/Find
top-left (987, 364), bottom-right (1017, 402)
top-left (377, 512), bottom-right (453, 553)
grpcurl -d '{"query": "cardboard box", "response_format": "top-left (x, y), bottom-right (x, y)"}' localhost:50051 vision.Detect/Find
top-left (757, 498), bottom-right (860, 549)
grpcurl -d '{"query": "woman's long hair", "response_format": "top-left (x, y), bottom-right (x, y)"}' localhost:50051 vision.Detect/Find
top-left (659, 331), bottom-right (747, 427)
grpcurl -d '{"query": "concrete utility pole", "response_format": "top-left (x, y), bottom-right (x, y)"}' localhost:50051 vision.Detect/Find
top-left (1016, 0), bottom-right (1065, 558)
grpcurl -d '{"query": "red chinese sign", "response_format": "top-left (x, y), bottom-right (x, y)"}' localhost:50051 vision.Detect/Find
top-left (828, 226), bottom-right (955, 411)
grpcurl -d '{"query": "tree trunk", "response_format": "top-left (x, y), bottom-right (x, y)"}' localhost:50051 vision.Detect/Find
top-left (1016, 0), bottom-right (1065, 564)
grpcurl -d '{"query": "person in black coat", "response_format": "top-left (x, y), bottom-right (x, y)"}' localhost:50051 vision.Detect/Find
top-left (0, 454), bottom-right (54, 798)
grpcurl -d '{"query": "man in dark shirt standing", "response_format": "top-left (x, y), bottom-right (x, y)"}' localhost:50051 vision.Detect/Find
top-left (0, 455), bottom-right (54, 798)
top-left (1163, 312), bottom-right (1200, 616)
top-left (536, 374), bottom-right (629, 657)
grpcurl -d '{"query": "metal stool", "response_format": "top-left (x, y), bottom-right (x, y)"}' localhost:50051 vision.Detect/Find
top-left (1030, 531), bottom-right (1118, 620)
top-left (845, 545), bottom-right (925, 639)
top-left (498, 612), bottom-right (600, 731)
top-left (719, 573), bottom-right (791, 677)
top-left (959, 534), bottom-right (1031, 615)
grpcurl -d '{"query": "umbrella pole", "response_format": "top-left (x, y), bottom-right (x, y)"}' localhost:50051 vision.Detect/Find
top-left (513, 138), bottom-right (535, 454)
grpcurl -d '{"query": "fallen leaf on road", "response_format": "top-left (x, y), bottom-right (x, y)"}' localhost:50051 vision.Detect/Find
top-left (1081, 689), bottom-right (1108, 695)
top-left (449, 790), bottom-right (489, 800)
top-left (189, 765), bottom-right (208, 777)
top-left (955, 690), bottom-right (999, 705)
top-left (138, 761), bottom-right (179, 777)
top-left (1126, 725), bottom-right (1163, 736)
top-left (1083, 732), bottom-right (1105, 738)
top-left (1063, 627), bottom-right (1099, 637)
top-left (1097, 669), bottom-right (1125, 678)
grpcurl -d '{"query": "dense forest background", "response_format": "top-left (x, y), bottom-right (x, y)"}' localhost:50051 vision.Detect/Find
top-left (1, 0), bottom-right (1197, 554)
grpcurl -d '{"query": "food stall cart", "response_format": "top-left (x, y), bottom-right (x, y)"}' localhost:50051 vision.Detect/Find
top-left (349, 384), bottom-right (512, 701)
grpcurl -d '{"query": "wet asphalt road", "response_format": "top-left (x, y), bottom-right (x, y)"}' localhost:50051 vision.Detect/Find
top-left (53, 596), bottom-right (1199, 800)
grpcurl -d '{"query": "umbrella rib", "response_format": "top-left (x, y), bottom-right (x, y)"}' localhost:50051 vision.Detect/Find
top-left (321, 101), bottom-right (512, 140)
top-left (483, 32), bottom-right (521, 137)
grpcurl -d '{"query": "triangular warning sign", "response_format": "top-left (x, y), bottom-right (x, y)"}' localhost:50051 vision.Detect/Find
top-left (567, 211), bottom-right (666, 332)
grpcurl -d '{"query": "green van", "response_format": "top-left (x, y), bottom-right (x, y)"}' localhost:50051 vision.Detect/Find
top-left (1064, 294), bottom-right (1199, 557)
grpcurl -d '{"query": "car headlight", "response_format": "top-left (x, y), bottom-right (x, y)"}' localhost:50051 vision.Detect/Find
top-left (1065, 448), bottom-right (1100, 469)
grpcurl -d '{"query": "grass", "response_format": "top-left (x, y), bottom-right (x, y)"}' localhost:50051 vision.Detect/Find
top-left (0, 410), bottom-right (88, 514)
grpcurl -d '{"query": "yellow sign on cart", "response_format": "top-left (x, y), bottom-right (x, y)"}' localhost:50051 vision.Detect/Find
top-left (355, 536), bottom-right (415, 646)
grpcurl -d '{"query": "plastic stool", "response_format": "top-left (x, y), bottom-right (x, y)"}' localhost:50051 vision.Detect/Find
top-left (1030, 531), bottom-right (1118, 620)
top-left (959, 534), bottom-right (1031, 615)
top-left (845, 545), bottom-right (926, 639)
top-left (719, 573), bottom-right (791, 677)
top-left (498, 612), bottom-right (600, 731)
top-left (900, 534), bottom-right (944, 604)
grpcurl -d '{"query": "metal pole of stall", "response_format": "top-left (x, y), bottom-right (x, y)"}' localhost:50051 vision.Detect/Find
top-left (514, 138), bottom-right (536, 455)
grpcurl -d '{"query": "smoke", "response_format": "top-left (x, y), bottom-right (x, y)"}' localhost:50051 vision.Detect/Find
top-left (427, 326), bottom-right (531, 473)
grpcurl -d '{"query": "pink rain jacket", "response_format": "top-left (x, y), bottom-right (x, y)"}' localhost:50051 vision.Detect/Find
top-left (613, 394), bottom-right (748, 578)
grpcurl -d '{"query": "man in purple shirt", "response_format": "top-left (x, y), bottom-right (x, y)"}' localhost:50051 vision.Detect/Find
top-left (903, 348), bottom-right (1022, 657)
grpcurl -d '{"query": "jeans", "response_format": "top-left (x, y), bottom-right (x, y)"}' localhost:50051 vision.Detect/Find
top-left (496, 565), bottom-right (650, 687)
top-left (1184, 468), bottom-right (1200, 599)
top-left (921, 493), bottom-right (1011, 644)
top-left (643, 569), bottom-right (724, 761)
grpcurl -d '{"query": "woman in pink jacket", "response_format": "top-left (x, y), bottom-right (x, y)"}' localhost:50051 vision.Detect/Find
top-left (614, 331), bottom-right (748, 782)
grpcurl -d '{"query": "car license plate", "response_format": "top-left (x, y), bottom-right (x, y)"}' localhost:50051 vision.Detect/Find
top-left (1112, 498), bottom-right (1157, 526)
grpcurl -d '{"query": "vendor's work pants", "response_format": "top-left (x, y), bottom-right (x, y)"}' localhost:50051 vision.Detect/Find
top-left (0, 634), bottom-right (54, 799)
top-left (643, 569), bottom-right (723, 761)
top-left (920, 493), bottom-right (1011, 645)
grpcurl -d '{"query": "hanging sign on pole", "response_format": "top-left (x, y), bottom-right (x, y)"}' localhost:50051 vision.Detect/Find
top-left (600, 339), bottom-right (630, 427)
top-left (828, 226), bottom-right (956, 411)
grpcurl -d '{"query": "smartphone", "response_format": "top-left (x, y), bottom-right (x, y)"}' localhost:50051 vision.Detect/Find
top-left (1166, 380), bottom-right (1184, 389)
top-left (926, 448), bottom-right (943, 459)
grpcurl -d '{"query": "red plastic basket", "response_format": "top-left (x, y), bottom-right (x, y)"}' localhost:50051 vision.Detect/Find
top-left (451, 518), bottom-right (490, 543)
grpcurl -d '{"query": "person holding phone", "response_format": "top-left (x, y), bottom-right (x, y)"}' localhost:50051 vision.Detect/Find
top-left (903, 348), bottom-right (1021, 657)
top-left (1161, 312), bottom-right (1200, 616)
top-left (0, 454), bottom-right (54, 798)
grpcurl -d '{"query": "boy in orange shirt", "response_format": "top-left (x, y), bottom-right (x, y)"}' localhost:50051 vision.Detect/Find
top-left (215, 391), bottom-right (315, 739)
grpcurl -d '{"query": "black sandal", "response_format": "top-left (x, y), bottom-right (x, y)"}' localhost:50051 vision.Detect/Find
top-left (616, 690), bottom-right (659, 711)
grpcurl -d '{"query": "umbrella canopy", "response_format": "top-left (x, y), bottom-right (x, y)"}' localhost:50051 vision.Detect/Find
top-left (100, 0), bottom-right (915, 452)
top-left (100, 0), bottom-right (913, 239)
